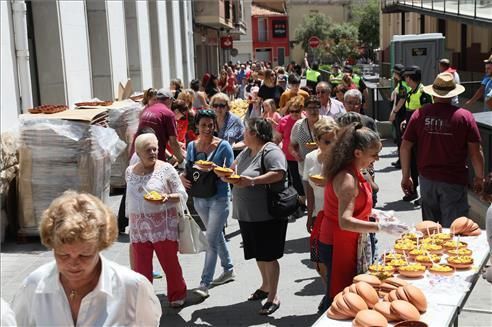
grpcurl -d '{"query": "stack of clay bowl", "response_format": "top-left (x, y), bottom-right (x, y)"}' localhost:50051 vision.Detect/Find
top-left (450, 217), bottom-right (481, 236)
top-left (377, 285), bottom-right (427, 322)
top-left (378, 277), bottom-right (408, 298)
top-left (416, 221), bottom-right (442, 236)
top-left (353, 274), bottom-right (382, 289)
top-left (342, 281), bottom-right (380, 308)
top-left (352, 309), bottom-right (388, 327)
top-left (327, 292), bottom-right (369, 320)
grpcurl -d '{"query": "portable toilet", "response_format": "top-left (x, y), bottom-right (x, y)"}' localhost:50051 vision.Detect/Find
top-left (391, 33), bottom-right (445, 85)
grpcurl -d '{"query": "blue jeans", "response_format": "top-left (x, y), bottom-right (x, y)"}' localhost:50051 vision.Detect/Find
top-left (193, 195), bottom-right (233, 286)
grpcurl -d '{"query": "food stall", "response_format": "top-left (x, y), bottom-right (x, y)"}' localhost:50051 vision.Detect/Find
top-left (312, 220), bottom-right (490, 327)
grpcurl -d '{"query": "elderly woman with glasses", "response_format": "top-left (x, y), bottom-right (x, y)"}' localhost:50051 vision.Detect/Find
top-left (227, 118), bottom-right (288, 315)
top-left (210, 93), bottom-right (245, 147)
top-left (12, 191), bottom-right (162, 326)
top-left (180, 109), bottom-right (235, 300)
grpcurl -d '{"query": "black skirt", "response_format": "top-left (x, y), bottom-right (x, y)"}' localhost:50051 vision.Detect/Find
top-left (238, 219), bottom-right (288, 262)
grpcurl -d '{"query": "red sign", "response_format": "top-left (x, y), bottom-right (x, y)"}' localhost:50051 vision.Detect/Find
top-left (220, 36), bottom-right (233, 49)
top-left (308, 36), bottom-right (320, 49)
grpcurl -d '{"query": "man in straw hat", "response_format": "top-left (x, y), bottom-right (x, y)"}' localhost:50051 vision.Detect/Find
top-left (400, 72), bottom-right (485, 227)
top-left (465, 54), bottom-right (492, 111)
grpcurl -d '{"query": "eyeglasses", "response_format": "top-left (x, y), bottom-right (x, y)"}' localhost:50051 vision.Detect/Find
top-left (212, 103), bottom-right (227, 109)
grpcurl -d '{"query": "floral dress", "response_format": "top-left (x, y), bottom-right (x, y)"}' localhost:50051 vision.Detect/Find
top-left (125, 162), bottom-right (188, 243)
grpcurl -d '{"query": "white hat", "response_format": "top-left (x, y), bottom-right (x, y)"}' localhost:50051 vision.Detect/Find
top-left (422, 73), bottom-right (465, 99)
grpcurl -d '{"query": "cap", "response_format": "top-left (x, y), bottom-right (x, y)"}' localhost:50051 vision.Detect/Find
top-left (343, 65), bottom-right (353, 73)
top-left (156, 88), bottom-right (173, 100)
top-left (393, 64), bottom-right (405, 74)
top-left (402, 65), bottom-right (421, 75)
top-left (332, 63), bottom-right (340, 68)
top-left (439, 58), bottom-right (451, 66)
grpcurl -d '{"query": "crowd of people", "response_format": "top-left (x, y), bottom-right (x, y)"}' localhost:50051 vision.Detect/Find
top-left (5, 55), bottom-right (492, 325)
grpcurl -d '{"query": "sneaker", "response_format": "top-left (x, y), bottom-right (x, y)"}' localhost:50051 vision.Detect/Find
top-left (193, 284), bottom-right (209, 298)
top-left (402, 193), bottom-right (418, 202)
top-left (211, 270), bottom-right (236, 285)
top-left (414, 198), bottom-right (421, 206)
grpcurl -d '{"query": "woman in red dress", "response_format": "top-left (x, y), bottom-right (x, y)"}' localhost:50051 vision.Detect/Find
top-left (318, 122), bottom-right (408, 311)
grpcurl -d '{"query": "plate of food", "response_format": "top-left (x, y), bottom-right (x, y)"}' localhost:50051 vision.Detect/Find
top-left (446, 255), bottom-right (473, 269)
top-left (309, 174), bottom-right (325, 185)
top-left (428, 264), bottom-right (455, 276)
top-left (143, 190), bottom-right (164, 202)
top-left (195, 160), bottom-right (214, 169)
top-left (305, 142), bottom-right (318, 150)
top-left (214, 166), bottom-right (234, 177)
top-left (223, 174), bottom-right (241, 184)
top-left (398, 263), bottom-right (426, 278)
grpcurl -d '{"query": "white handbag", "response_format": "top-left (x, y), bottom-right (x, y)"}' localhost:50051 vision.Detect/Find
top-left (177, 200), bottom-right (208, 254)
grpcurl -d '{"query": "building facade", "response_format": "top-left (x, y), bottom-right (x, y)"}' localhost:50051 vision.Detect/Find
top-left (251, 4), bottom-right (289, 66)
top-left (1, 0), bottom-right (195, 133)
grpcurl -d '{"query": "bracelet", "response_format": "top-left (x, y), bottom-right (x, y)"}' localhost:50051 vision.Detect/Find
top-left (250, 178), bottom-right (255, 187)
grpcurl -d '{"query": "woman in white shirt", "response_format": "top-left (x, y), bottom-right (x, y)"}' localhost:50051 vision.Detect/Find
top-left (302, 116), bottom-right (339, 311)
top-left (11, 190), bottom-right (161, 326)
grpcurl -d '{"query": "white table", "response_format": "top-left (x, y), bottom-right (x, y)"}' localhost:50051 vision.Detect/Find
top-left (312, 229), bottom-right (490, 327)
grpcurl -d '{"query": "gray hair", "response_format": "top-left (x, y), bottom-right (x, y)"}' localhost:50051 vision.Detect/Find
top-left (344, 89), bottom-right (362, 103)
top-left (135, 133), bottom-right (158, 155)
top-left (316, 81), bottom-right (331, 91)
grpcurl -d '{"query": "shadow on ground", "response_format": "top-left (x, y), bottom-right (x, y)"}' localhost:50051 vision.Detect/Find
top-left (284, 236), bottom-right (310, 254)
top-left (1, 241), bottom-right (49, 254)
top-left (376, 200), bottom-right (418, 211)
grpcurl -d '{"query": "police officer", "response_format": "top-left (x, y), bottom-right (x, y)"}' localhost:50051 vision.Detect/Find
top-left (401, 66), bottom-right (433, 203)
top-left (329, 63), bottom-right (343, 90)
top-left (304, 54), bottom-right (322, 92)
top-left (389, 64), bottom-right (411, 169)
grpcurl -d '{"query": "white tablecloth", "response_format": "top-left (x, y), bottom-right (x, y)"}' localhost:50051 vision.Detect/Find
top-left (312, 229), bottom-right (490, 326)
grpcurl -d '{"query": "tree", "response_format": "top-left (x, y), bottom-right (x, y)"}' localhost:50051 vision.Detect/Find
top-left (325, 23), bottom-right (359, 64)
top-left (294, 13), bottom-right (331, 55)
top-left (351, 0), bottom-right (379, 60)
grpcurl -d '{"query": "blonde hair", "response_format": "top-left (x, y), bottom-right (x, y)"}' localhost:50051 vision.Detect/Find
top-left (286, 95), bottom-right (305, 112)
top-left (135, 133), bottom-right (158, 155)
top-left (40, 191), bottom-right (118, 250)
top-left (210, 92), bottom-right (231, 110)
top-left (314, 116), bottom-right (339, 140)
top-left (177, 89), bottom-right (194, 108)
top-left (262, 99), bottom-right (276, 113)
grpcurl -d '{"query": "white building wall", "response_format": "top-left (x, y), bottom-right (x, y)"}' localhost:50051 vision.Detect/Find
top-left (235, 0), bottom-right (253, 63)
top-left (106, 1), bottom-right (129, 98)
top-left (170, 2), bottom-right (183, 81)
top-left (135, 0), bottom-right (153, 90)
top-left (183, 1), bottom-right (195, 83)
top-left (1, 1), bottom-right (20, 132)
top-left (58, 1), bottom-right (92, 106)
top-left (156, 1), bottom-right (171, 88)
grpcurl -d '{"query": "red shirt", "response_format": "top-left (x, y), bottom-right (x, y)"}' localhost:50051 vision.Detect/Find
top-left (137, 103), bottom-right (177, 161)
top-left (276, 114), bottom-right (299, 161)
top-left (403, 103), bottom-right (481, 185)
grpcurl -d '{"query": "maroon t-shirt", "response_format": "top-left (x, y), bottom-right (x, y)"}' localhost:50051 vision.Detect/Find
top-left (403, 103), bottom-right (481, 185)
top-left (137, 103), bottom-right (177, 161)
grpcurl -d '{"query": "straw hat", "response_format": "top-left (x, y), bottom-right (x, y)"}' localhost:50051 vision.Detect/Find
top-left (423, 72), bottom-right (465, 98)
top-left (484, 54), bottom-right (492, 63)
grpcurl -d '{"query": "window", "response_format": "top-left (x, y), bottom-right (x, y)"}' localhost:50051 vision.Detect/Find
top-left (258, 18), bottom-right (267, 42)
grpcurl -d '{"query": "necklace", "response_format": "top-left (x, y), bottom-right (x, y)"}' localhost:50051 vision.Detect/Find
top-left (69, 290), bottom-right (77, 302)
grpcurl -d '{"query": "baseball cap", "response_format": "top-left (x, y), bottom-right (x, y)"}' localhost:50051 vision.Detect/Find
top-left (277, 74), bottom-right (287, 82)
top-left (439, 58), bottom-right (451, 66)
top-left (393, 64), bottom-right (405, 74)
top-left (343, 65), bottom-right (353, 73)
top-left (156, 88), bottom-right (173, 100)
top-left (332, 63), bottom-right (340, 69)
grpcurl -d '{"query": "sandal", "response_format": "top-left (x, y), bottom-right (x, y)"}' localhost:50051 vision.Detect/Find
top-left (248, 289), bottom-right (269, 301)
top-left (259, 301), bottom-right (280, 315)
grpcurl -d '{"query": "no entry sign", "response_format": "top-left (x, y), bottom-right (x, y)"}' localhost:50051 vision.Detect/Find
top-left (308, 36), bottom-right (320, 48)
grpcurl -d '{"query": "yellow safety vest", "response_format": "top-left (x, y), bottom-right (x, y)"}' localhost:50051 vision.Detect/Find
top-left (406, 83), bottom-right (432, 111)
top-left (352, 74), bottom-right (361, 88)
top-left (329, 72), bottom-right (343, 85)
top-left (306, 69), bottom-right (321, 82)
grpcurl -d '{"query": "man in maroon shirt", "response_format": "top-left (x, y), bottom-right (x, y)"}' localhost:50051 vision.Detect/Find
top-left (137, 88), bottom-right (184, 164)
top-left (401, 73), bottom-right (484, 227)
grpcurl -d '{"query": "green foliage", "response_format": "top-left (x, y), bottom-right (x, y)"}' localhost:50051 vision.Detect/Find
top-left (351, 0), bottom-right (380, 58)
top-left (294, 13), bottom-right (331, 53)
top-left (325, 23), bottom-right (359, 64)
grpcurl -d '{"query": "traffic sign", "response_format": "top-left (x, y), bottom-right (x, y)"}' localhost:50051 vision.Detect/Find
top-left (308, 36), bottom-right (320, 49)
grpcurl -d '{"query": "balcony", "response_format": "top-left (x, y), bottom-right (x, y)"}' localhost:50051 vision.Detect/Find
top-left (381, 0), bottom-right (492, 25)
top-left (194, 0), bottom-right (235, 30)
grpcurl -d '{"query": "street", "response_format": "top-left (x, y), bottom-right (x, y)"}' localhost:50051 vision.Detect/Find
top-left (1, 141), bottom-right (491, 327)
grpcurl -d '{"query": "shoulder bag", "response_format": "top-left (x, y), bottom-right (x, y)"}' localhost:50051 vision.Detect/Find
top-left (186, 140), bottom-right (222, 198)
top-left (177, 197), bottom-right (208, 254)
top-left (260, 146), bottom-right (299, 219)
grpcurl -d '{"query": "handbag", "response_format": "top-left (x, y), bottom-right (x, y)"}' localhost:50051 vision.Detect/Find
top-left (356, 233), bottom-right (373, 274)
top-left (186, 140), bottom-right (222, 198)
top-left (260, 146), bottom-right (299, 219)
top-left (177, 199), bottom-right (208, 254)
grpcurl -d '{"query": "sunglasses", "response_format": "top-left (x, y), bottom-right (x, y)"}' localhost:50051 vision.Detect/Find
top-left (212, 103), bottom-right (227, 109)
